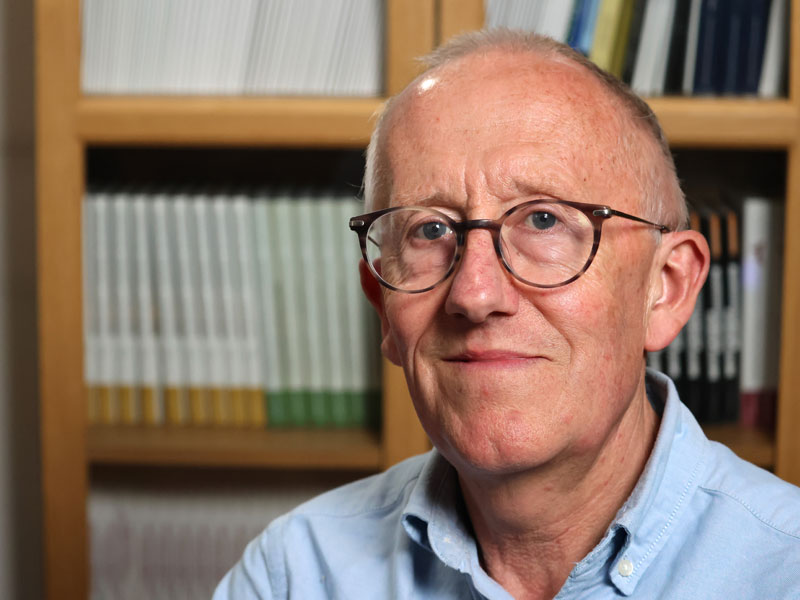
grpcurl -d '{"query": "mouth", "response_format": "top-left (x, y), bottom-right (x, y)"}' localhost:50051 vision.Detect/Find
top-left (443, 350), bottom-right (543, 367)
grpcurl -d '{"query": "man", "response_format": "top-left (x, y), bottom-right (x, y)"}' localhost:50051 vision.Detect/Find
top-left (216, 30), bottom-right (800, 599)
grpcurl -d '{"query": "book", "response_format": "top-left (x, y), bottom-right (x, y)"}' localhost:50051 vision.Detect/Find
top-left (737, 0), bottom-right (772, 95)
top-left (701, 208), bottom-right (725, 422)
top-left (740, 196), bottom-right (784, 430)
top-left (113, 192), bottom-right (140, 424)
top-left (631, 0), bottom-right (678, 96)
top-left (214, 195), bottom-right (245, 426)
top-left (720, 205), bottom-right (741, 422)
top-left (133, 194), bottom-right (164, 425)
top-left (94, 191), bottom-right (119, 425)
top-left (693, 0), bottom-right (729, 95)
top-left (83, 193), bottom-right (101, 424)
top-left (621, 0), bottom-right (648, 85)
top-left (253, 193), bottom-right (285, 426)
top-left (232, 195), bottom-right (267, 427)
top-left (174, 193), bottom-right (210, 426)
top-left (590, 0), bottom-right (629, 74)
top-left (663, 0), bottom-right (692, 95)
top-left (682, 210), bottom-right (705, 418)
top-left (759, 0), bottom-right (788, 97)
top-left (681, 0), bottom-right (704, 95)
top-left (153, 194), bottom-right (187, 425)
top-left (194, 195), bottom-right (230, 426)
top-left (537, 0), bottom-right (577, 43)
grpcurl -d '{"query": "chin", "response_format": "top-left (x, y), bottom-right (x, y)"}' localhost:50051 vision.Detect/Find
top-left (425, 410), bottom-right (562, 478)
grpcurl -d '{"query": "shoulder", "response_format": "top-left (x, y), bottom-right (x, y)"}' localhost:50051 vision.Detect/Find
top-left (288, 450), bottom-right (431, 520)
top-left (699, 441), bottom-right (800, 541)
top-left (213, 451), bottom-right (434, 600)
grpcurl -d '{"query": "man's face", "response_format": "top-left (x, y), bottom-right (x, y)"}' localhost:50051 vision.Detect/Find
top-left (373, 51), bottom-right (662, 478)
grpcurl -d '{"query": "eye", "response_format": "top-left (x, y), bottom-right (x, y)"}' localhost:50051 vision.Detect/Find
top-left (527, 211), bottom-right (558, 230)
top-left (414, 220), bottom-right (451, 240)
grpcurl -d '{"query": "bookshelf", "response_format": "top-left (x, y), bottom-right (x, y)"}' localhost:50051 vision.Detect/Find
top-left (36, 1), bottom-right (800, 599)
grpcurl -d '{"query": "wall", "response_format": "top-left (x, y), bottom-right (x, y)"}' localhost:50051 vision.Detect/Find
top-left (0, 0), bottom-right (43, 597)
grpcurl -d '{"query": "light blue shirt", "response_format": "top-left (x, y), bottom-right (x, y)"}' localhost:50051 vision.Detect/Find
top-left (214, 371), bottom-right (800, 599)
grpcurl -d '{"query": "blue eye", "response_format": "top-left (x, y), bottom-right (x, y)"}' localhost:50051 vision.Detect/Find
top-left (418, 221), bottom-right (450, 240)
top-left (528, 211), bottom-right (557, 230)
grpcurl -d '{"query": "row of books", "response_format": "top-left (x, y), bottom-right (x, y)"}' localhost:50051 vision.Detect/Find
top-left (90, 482), bottom-right (329, 599)
top-left (83, 188), bottom-right (381, 430)
top-left (647, 194), bottom-right (783, 428)
top-left (81, 0), bottom-right (383, 96)
top-left (486, 0), bottom-right (788, 98)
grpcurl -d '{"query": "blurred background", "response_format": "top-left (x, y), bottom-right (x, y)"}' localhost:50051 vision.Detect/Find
top-left (6, 0), bottom-right (800, 598)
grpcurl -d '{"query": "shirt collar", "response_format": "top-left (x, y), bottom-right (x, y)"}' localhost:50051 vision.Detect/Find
top-left (400, 369), bottom-right (709, 597)
top-left (605, 369), bottom-right (708, 595)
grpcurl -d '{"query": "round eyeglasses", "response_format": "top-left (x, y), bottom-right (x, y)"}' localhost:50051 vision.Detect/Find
top-left (349, 200), bottom-right (671, 294)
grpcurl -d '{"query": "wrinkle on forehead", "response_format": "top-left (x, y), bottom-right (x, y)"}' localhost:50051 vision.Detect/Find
top-left (380, 49), bottom-right (645, 215)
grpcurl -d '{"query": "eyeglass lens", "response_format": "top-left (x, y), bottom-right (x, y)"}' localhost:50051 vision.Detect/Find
top-left (365, 203), bottom-right (596, 292)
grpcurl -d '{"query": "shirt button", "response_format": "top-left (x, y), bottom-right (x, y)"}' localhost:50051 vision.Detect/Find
top-left (617, 558), bottom-right (634, 577)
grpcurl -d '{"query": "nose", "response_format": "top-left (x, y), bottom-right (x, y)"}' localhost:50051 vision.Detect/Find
top-left (444, 229), bottom-right (519, 322)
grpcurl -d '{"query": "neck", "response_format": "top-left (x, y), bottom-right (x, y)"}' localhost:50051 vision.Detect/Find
top-left (458, 377), bottom-right (659, 600)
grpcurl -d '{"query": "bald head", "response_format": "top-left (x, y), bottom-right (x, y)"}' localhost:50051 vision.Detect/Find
top-left (364, 29), bottom-right (687, 230)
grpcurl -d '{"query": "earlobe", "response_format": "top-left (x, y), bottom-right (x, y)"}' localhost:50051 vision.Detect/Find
top-left (644, 230), bottom-right (711, 352)
top-left (359, 260), bottom-right (402, 365)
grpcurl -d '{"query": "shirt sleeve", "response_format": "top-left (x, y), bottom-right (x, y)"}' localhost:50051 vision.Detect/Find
top-left (212, 518), bottom-right (288, 600)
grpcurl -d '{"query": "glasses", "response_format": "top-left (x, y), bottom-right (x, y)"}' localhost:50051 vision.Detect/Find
top-left (349, 199), bottom-right (670, 293)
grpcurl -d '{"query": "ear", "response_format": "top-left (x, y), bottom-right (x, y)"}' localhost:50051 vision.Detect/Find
top-left (644, 230), bottom-right (710, 352)
top-left (359, 259), bottom-right (402, 365)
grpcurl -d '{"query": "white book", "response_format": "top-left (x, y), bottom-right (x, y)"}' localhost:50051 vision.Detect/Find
top-left (740, 197), bottom-right (784, 397)
top-left (225, 0), bottom-right (259, 93)
top-left (537, 0), bottom-right (576, 42)
top-left (174, 194), bottom-right (210, 425)
top-left (194, 196), bottom-right (231, 426)
top-left (170, 0), bottom-right (196, 94)
top-left (133, 194), bottom-right (164, 425)
top-left (681, 0), bottom-right (704, 95)
top-left (297, 195), bottom-right (328, 425)
top-left (94, 191), bottom-right (119, 424)
top-left (83, 193), bottom-right (101, 424)
top-left (271, 190), bottom-right (306, 424)
top-left (232, 194), bottom-right (267, 426)
top-left (267, 0), bottom-right (298, 94)
top-left (214, 195), bottom-right (246, 425)
top-left (316, 195), bottom-right (347, 424)
top-left (631, 0), bottom-right (677, 97)
top-left (358, 0), bottom-right (384, 96)
top-left (153, 194), bottom-right (186, 424)
top-left (759, 0), bottom-right (788, 98)
top-left (246, 0), bottom-right (282, 94)
top-left (305, 0), bottom-right (341, 94)
top-left (80, 0), bottom-right (99, 92)
top-left (329, 0), bottom-right (358, 95)
top-left (113, 192), bottom-right (140, 424)
top-left (252, 193), bottom-right (283, 418)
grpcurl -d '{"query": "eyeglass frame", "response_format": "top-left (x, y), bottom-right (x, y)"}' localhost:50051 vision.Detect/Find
top-left (349, 199), bottom-right (672, 294)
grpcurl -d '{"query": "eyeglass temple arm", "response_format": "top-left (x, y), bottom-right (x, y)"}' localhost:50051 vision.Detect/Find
top-left (592, 207), bottom-right (671, 233)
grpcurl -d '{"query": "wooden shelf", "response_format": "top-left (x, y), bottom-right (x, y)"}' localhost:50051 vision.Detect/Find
top-left (76, 96), bottom-right (385, 147)
top-left (649, 97), bottom-right (798, 148)
top-left (87, 426), bottom-right (382, 470)
top-left (703, 423), bottom-right (775, 468)
top-left (75, 95), bottom-right (798, 150)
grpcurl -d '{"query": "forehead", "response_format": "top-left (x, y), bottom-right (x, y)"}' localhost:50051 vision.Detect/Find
top-left (380, 50), bottom-right (638, 209)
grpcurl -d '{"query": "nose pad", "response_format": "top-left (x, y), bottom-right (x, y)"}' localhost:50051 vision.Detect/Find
top-left (445, 229), bottom-right (517, 322)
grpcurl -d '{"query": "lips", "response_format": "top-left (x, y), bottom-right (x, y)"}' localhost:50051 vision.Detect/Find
top-left (444, 350), bottom-right (540, 363)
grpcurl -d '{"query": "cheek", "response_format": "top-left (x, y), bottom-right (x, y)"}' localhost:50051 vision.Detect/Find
top-left (383, 289), bottom-right (445, 360)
